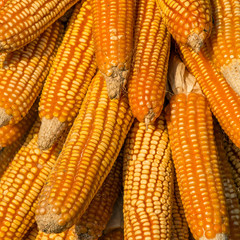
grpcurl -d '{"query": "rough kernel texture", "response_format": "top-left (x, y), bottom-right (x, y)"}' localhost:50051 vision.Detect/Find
top-left (39, 0), bottom-right (96, 124)
top-left (166, 93), bottom-right (229, 239)
top-left (0, 0), bottom-right (79, 53)
top-left (128, 0), bottom-right (170, 124)
top-left (75, 153), bottom-right (123, 239)
top-left (91, 0), bottom-right (135, 98)
top-left (156, 0), bottom-right (212, 51)
top-left (180, 44), bottom-right (240, 149)
top-left (0, 117), bottom-right (68, 239)
top-left (123, 115), bottom-right (173, 240)
top-left (35, 72), bottom-right (133, 233)
top-left (0, 22), bottom-right (63, 126)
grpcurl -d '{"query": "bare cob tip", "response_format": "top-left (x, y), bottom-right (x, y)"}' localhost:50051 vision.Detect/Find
top-left (105, 66), bottom-right (129, 99)
top-left (144, 109), bottom-right (155, 129)
top-left (199, 233), bottom-right (228, 240)
top-left (38, 117), bottom-right (67, 150)
top-left (187, 32), bottom-right (205, 53)
top-left (0, 108), bottom-right (12, 127)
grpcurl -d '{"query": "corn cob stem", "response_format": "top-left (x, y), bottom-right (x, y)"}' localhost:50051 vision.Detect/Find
top-left (91, 0), bottom-right (135, 99)
top-left (38, 0), bottom-right (96, 150)
top-left (35, 72), bottom-right (133, 233)
top-left (166, 55), bottom-right (229, 240)
top-left (156, 0), bottom-right (212, 52)
top-left (123, 115), bottom-right (173, 240)
top-left (0, 0), bottom-right (79, 53)
top-left (128, 0), bottom-right (170, 125)
top-left (0, 21), bottom-right (64, 127)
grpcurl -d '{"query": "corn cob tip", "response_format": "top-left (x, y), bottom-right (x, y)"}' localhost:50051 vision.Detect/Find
top-left (144, 109), bottom-right (155, 129)
top-left (0, 108), bottom-right (12, 127)
top-left (187, 32), bottom-right (205, 53)
top-left (221, 59), bottom-right (240, 96)
top-left (105, 66), bottom-right (128, 99)
top-left (38, 117), bottom-right (67, 150)
top-left (199, 233), bottom-right (228, 240)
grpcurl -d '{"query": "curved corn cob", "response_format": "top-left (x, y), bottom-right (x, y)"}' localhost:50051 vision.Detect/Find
top-left (0, 0), bottom-right (79, 53)
top-left (0, 118), bottom-right (68, 240)
top-left (214, 122), bottom-right (240, 240)
top-left (128, 0), bottom-right (170, 125)
top-left (38, 0), bottom-right (96, 150)
top-left (0, 100), bottom-right (38, 148)
top-left (0, 21), bottom-right (64, 127)
top-left (166, 92), bottom-right (229, 240)
top-left (180, 44), bottom-right (240, 149)
top-left (99, 229), bottom-right (124, 240)
top-left (205, 0), bottom-right (240, 95)
top-left (123, 115), bottom-right (173, 240)
top-left (23, 224), bottom-right (39, 240)
top-left (35, 72), bottom-right (133, 233)
top-left (171, 175), bottom-right (189, 240)
top-left (91, 0), bottom-right (135, 99)
top-left (156, 0), bottom-right (212, 52)
top-left (75, 151), bottom-right (123, 239)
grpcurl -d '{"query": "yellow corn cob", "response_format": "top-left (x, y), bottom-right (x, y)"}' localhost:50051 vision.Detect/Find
top-left (166, 56), bottom-right (229, 240)
top-left (214, 121), bottom-right (240, 240)
top-left (171, 175), bottom-right (189, 240)
top-left (35, 71), bottom-right (133, 233)
top-left (99, 229), bottom-right (124, 240)
top-left (156, 0), bottom-right (212, 52)
top-left (75, 151), bottom-right (123, 239)
top-left (0, 0), bottom-right (79, 53)
top-left (205, 0), bottom-right (240, 95)
top-left (23, 224), bottom-right (39, 240)
top-left (123, 115), bottom-right (173, 240)
top-left (0, 100), bottom-right (38, 148)
top-left (0, 118), bottom-right (69, 240)
top-left (128, 0), bottom-right (170, 125)
top-left (179, 44), bottom-right (240, 149)
top-left (0, 21), bottom-right (64, 127)
top-left (35, 225), bottom-right (77, 240)
top-left (91, 0), bottom-right (135, 99)
top-left (38, 0), bottom-right (97, 151)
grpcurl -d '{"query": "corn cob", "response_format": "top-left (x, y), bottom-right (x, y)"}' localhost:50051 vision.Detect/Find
top-left (35, 71), bottom-right (133, 233)
top-left (123, 115), bottom-right (173, 240)
top-left (128, 0), bottom-right (170, 125)
top-left (214, 121), bottom-right (240, 240)
top-left (38, 0), bottom-right (96, 151)
top-left (205, 0), bottom-right (240, 95)
top-left (0, 21), bottom-right (64, 127)
top-left (0, 118), bottom-right (69, 240)
top-left (99, 229), bottom-right (124, 240)
top-left (23, 224), bottom-right (39, 240)
top-left (91, 0), bottom-right (135, 99)
top-left (171, 174), bottom-right (189, 240)
top-left (156, 0), bottom-right (212, 52)
top-left (166, 55), bottom-right (229, 240)
top-left (179, 44), bottom-right (240, 149)
top-left (0, 100), bottom-right (38, 149)
top-left (75, 151), bottom-right (123, 239)
top-left (0, 0), bottom-right (79, 53)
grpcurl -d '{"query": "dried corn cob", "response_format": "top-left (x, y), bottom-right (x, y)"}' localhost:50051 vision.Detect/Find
top-left (0, 21), bottom-right (64, 127)
top-left (171, 175), bottom-right (189, 240)
top-left (38, 0), bottom-right (96, 150)
top-left (123, 115), bottom-right (173, 240)
top-left (0, 0), bottom-right (79, 53)
top-left (156, 0), bottom-right (212, 52)
top-left (214, 121), bottom-right (240, 240)
top-left (0, 118), bottom-right (69, 240)
top-left (99, 229), bottom-right (124, 240)
top-left (23, 224), bottom-right (39, 240)
top-left (166, 55), bottom-right (229, 240)
top-left (36, 71), bottom-right (133, 233)
top-left (91, 0), bottom-right (135, 99)
top-left (128, 0), bottom-right (170, 125)
top-left (75, 151), bottom-right (123, 239)
top-left (179, 44), bottom-right (240, 149)
top-left (205, 0), bottom-right (240, 95)
top-left (0, 100), bottom-right (38, 148)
